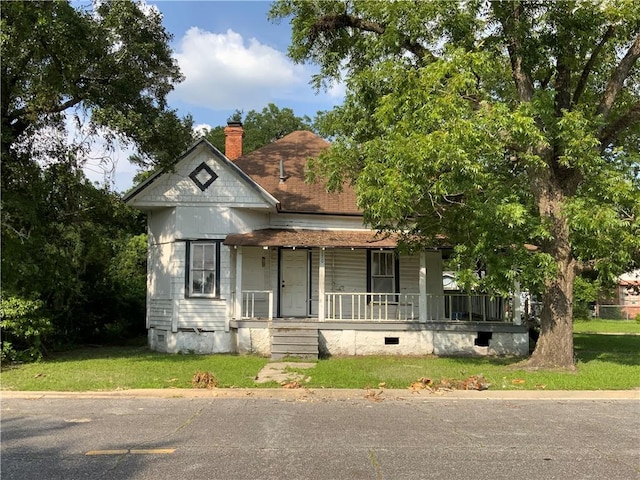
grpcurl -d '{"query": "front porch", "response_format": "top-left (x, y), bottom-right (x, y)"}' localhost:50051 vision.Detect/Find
top-left (236, 290), bottom-right (516, 324)
top-left (225, 239), bottom-right (527, 358)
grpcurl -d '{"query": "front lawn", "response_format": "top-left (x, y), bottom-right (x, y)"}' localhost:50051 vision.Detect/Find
top-left (573, 318), bottom-right (640, 334)
top-left (1, 331), bottom-right (638, 391)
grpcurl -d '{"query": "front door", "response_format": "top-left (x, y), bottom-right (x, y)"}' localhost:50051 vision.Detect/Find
top-left (280, 249), bottom-right (308, 317)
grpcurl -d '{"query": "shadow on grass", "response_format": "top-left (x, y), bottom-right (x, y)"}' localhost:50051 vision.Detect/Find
top-left (574, 334), bottom-right (640, 366)
top-left (41, 345), bottom-right (251, 365)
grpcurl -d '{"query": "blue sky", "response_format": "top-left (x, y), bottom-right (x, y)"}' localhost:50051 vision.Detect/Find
top-left (84, 0), bottom-right (344, 191)
top-left (156, 1), bottom-right (343, 129)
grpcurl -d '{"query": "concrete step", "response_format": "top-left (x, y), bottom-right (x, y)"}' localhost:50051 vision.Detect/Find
top-left (271, 327), bottom-right (319, 360)
top-left (271, 352), bottom-right (318, 360)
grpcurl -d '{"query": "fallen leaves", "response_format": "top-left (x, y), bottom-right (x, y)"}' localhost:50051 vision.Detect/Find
top-left (364, 389), bottom-right (384, 402)
top-left (191, 371), bottom-right (218, 389)
top-left (410, 375), bottom-right (491, 393)
top-left (281, 380), bottom-right (301, 389)
top-left (410, 377), bottom-right (434, 392)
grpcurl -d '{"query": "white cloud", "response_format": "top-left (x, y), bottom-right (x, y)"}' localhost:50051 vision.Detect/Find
top-left (193, 123), bottom-right (212, 138)
top-left (171, 27), bottom-right (307, 110)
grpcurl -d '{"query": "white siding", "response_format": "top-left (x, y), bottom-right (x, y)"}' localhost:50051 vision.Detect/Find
top-left (270, 213), bottom-right (366, 230)
top-left (311, 249), bottom-right (367, 316)
top-left (239, 247), bottom-right (272, 318)
top-left (399, 254), bottom-right (420, 294)
top-left (148, 208), bottom-right (175, 244)
top-left (148, 299), bottom-right (172, 329)
top-left (425, 251), bottom-right (444, 320)
top-left (147, 243), bottom-right (172, 297)
top-left (175, 206), bottom-right (270, 239)
top-left (128, 143), bottom-right (273, 209)
top-left (425, 251), bottom-right (444, 295)
top-left (219, 244), bottom-right (233, 299)
top-left (177, 299), bottom-right (227, 330)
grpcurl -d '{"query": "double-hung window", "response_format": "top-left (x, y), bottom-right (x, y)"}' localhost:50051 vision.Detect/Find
top-left (188, 241), bottom-right (219, 297)
top-left (371, 251), bottom-right (396, 296)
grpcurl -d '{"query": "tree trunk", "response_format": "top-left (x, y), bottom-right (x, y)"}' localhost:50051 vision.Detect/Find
top-left (526, 173), bottom-right (577, 370)
top-left (526, 255), bottom-right (576, 370)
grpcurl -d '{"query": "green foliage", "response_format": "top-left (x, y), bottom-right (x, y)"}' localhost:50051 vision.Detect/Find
top-left (0, 1), bottom-right (186, 356)
top-left (2, 157), bottom-right (147, 350)
top-left (1, 0), bottom-right (193, 171)
top-left (573, 276), bottom-right (600, 319)
top-left (1, 296), bottom-right (53, 362)
top-left (271, 0), bottom-right (640, 368)
top-left (203, 103), bottom-right (314, 154)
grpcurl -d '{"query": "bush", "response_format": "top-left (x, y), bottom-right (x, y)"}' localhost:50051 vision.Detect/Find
top-left (0, 296), bottom-right (53, 362)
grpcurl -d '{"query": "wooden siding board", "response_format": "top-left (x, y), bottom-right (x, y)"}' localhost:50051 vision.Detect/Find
top-left (149, 299), bottom-right (172, 329)
top-left (178, 300), bottom-right (227, 329)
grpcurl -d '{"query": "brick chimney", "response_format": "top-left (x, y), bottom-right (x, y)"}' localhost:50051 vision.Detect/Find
top-left (224, 121), bottom-right (244, 160)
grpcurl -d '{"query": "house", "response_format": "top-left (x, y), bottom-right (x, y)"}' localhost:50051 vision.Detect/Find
top-left (615, 270), bottom-right (640, 319)
top-left (124, 122), bottom-right (529, 358)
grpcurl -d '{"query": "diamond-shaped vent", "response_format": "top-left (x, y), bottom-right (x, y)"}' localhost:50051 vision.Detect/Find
top-left (189, 162), bottom-right (218, 191)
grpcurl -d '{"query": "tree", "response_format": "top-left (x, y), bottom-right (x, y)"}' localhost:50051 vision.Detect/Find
top-left (1, 1), bottom-right (193, 174)
top-left (271, 0), bottom-right (640, 369)
top-left (1, 1), bottom-right (190, 356)
top-left (203, 103), bottom-right (313, 154)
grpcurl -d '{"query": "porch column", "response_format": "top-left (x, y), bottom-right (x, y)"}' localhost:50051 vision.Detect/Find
top-left (318, 248), bottom-right (326, 322)
top-left (234, 246), bottom-right (243, 321)
top-left (513, 280), bottom-right (522, 325)
top-left (419, 250), bottom-right (427, 323)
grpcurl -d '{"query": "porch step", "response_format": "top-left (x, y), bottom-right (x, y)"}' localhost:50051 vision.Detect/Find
top-left (271, 327), bottom-right (319, 360)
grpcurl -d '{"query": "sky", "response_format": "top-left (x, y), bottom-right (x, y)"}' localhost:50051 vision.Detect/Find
top-left (84, 0), bottom-right (345, 191)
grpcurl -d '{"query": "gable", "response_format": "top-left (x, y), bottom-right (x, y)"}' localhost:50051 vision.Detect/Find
top-left (125, 140), bottom-right (278, 210)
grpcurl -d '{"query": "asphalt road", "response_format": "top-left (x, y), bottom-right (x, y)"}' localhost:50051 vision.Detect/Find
top-left (1, 391), bottom-right (638, 480)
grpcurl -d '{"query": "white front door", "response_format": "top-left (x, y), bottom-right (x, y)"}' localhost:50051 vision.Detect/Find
top-left (281, 249), bottom-right (308, 317)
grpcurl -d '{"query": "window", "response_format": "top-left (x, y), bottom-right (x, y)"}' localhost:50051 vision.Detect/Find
top-left (371, 251), bottom-right (395, 294)
top-left (187, 241), bottom-right (220, 297)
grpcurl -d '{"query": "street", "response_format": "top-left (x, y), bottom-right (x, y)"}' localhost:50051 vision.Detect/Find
top-left (1, 391), bottom-right (638, 479)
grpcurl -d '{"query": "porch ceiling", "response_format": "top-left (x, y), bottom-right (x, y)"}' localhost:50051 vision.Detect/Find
top-left (223, 228), bottom-right (399, 248)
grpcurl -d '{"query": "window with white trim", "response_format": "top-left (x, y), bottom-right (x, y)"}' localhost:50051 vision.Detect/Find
top-left (189, 242), bottom-right (218, 297)
top-left (371, 251), bottom-right (395, 294)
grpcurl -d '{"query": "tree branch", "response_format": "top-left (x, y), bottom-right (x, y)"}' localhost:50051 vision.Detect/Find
top-left (596, 32), bottom-right (640, 117)
top-left (599, 102), bottom-right (640, 150)
top-left (573, 25), bottom-right (615, 105)
top-left (554, 56), bottom-right (572, 114)
top-left (310, 13), bottom-right (436, 64)
top-left (10, 96), bottom-right (84, 125)
top-left (492, 2), bottom-right (534, 102)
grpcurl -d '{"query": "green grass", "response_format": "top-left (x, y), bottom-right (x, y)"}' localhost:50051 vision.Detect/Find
top-left (291, 333), bottom-right (639, 390)
top-left (1, 332), bottom-right (638, 391)
top-left (1, 346), bottom-right (273, 391)
top-left (573, 318), bottom-right (640, 334)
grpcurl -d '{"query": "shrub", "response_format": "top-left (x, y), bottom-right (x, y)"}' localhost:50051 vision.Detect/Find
top-left (0, 296), bottom-right (53, 362)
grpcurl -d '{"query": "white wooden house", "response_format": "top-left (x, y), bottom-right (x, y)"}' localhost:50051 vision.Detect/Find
top-left (124, 123), bottom-right (528, 358)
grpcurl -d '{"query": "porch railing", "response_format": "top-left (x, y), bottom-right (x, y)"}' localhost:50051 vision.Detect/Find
top-left (323, 292), bottom-right (508, 322)
top-left (427, 293), bottom-right (507, 322)
top-left (324, 292), bottom-right (420, 322)
top-left (235, 290), bottom-right (509, 322)
top-left (240, 290), bottom-right (273, 320)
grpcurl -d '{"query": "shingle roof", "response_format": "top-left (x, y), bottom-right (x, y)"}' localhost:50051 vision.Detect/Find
top-left (224, 228), bottom-right (398, 248)
top-left (233, 131), bottom-right (360, 215)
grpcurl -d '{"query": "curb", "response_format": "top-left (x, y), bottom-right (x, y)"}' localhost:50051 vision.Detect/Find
top-left (2, 388), bottom-right (638, 401)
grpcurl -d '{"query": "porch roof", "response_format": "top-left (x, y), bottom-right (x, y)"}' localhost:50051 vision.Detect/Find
top-left (224, 228), bottom-right (399, 248)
